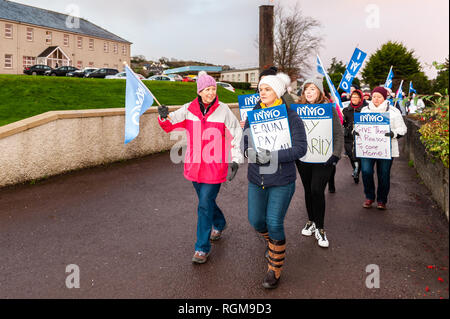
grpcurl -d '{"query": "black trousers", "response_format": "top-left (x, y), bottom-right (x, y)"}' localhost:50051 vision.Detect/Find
top-left (345, 140), bottom-right (361, 175)
top-left (295, 160), bottom-right (334, 230)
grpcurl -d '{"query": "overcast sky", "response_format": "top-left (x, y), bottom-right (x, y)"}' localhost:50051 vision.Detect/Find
top-left (12, 0), bottom-right (450, 79)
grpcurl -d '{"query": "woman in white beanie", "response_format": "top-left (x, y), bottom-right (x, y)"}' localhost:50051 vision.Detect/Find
top-left (296, 77), bottom-right (344, 248)
top-left (243, 73), bottom-right (308, 289)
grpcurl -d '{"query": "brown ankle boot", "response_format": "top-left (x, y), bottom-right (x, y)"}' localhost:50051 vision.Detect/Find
top-left (263, 238), bottom-right (286, 289)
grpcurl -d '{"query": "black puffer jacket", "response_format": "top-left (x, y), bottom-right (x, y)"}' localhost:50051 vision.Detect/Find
top-left (243, 96), bottom-right (307, 188)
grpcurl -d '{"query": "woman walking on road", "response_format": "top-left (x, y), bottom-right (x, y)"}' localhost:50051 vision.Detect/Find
top-left (357, 86), bottom-right (407, 210)
top-left (157, 72), bottom-right (243, 264)
top-left (243, 73), bottom-right (308, 289)
top-left (296, 77), bottom-right (344, 248)
top-left (342, 89), bottom-right (368, 184)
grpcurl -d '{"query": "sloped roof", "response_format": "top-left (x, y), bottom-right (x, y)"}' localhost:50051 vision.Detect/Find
top-left (0, 0), bottom-right (131, 44)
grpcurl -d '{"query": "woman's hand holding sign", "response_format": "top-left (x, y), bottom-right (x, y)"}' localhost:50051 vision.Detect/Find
top-left (246, 148), bottom-right (272, 166)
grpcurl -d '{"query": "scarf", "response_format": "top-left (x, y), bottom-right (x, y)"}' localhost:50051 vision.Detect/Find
top-left (368, 100), bottom-right (389, 112)
top-left (261, 98), bottom-right (283, 109)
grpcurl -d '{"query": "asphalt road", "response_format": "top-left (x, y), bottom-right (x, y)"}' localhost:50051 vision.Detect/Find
top-left (0, 146), bottom-right (448, 299)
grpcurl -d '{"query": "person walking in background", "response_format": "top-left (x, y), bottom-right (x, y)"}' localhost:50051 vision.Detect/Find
top-left (357, 86), bottom-right (407, 210)
top-left (243, 73), bottom-right (307, 289)
top-left (157, 71), bottom-right (243, 264)
top-left (296, 77), bottom-right (344, 248)
top-left (343, 89), bottom-right (368, 184)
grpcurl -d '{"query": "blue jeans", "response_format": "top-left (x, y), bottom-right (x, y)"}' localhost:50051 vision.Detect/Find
top-left (248, 182), bottom-right (296, 241)
top-left (192, 182), bottom-right (226, 254)
top-left (361, 158), bottom-right (394, 204)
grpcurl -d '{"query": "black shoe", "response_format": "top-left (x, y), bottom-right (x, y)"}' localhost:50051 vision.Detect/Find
top-left (329, 186), bottom-right (336, 193)
top-left (262, 270), bottom-right (280, 289)
top-left (353, 176), bottom-right (359, 184)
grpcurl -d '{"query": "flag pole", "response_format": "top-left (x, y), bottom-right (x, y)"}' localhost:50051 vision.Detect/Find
top-left (123, 62), bottom-right (162, 107)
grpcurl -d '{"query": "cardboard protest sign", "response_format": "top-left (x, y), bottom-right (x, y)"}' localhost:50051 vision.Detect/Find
top-left (354, 113), bottom-right (392, 160)
top-left (247, 104), bottom-right (292, 152)
top-left (293, 103), bottom-right (334, 163)
top-left (238, 93), bottom-right (260, 121)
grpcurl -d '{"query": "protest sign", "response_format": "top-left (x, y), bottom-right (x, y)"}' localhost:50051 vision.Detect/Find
top-left (247, 104), bottom-right (292, 152)
top-left (238, 93), bottom-right (260, 121)
top-left (354, 113), bottom-right (392, 159)
top-left (293, 103), bottom-right (334, 163)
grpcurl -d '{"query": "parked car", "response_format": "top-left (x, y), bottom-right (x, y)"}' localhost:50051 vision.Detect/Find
top-left (44, 66), bottom-right (79, 77)
top-left (23, 64), bottom-right (52, 75)
top-left (182, 76), bottom-right (195, 82)
top-left (105, 72), bottom-right (145, 80)
top-left (85, 68), bottom-right (119, 79)
top-left (217, 82), bottom-right (235, 93)
top-left (67, 67), bottom-right (98, 78)
top-left (166, 74), bottom-right (183, 81)
top-left (145, 75), bottom-right (173, 81)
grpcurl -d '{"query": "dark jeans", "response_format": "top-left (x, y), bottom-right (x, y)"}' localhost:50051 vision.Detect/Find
top-left (360, 158), bottom-right (394, 204)
top-left (296, 160), bottom-right (334, 229)
top-left (192, 182), bottom-right (226, 254)
top-left (248, 182), bottom-right (296, 241)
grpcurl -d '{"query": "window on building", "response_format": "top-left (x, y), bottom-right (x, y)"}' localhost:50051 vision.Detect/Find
top-left (122, 45), bottom-right (127, 55)
top-left (4, 54), bottom-right (13, 68)
top-left (104, 42), bottom-right (109, 53)
top-left (104, 63), bottom-right (109, 67)
top-left (113, 64), bottom-right (118, 69)
top-left (77, 36), bottom-right (83, 49)
top-left (250, 73), bottom-right (256, 82)
top-left (63, 34), bottom-right (69, 46)
top-left (26, 28), bottom-right (33, 41)
top-left (23, 56), bottom-right (36, 68)
top-left (89, 39), bottom-right (94, 50)
top-left (77, 61), bottom-right (83, 69)
top-left (113, 43), bottom-right (118, 54)
top-left (232, 74), bottom-right (235, 81)
top-left (5, 24), bottom-right (13, 39)
top-left (45, 31), bottom-right (52, 45)
top-left (237, 74), bottom-right (241, 82)
top-left (88, 62), bottom-right (94, 67)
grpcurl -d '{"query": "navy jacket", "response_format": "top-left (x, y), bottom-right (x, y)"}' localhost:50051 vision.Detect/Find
top-left (243, 97), bottom-right (307, 188)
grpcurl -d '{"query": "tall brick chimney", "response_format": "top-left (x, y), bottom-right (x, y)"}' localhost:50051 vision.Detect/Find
top-left (259, 5), bottom-right (274, 73)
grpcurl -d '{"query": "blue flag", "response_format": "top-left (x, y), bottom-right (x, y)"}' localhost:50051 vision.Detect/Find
top-left (338, 48), bottom-right (367, 93)
top-left (409, 81), bottom-right (417, 94)
top-left (124, 65), bottom-right (154, 144)
top-left (384, 66), bottom-right (394, 89)
top-left (316, 55), bottom-right (344, 124)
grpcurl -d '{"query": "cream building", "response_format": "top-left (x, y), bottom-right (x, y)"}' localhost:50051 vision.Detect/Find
top-left (220, 67), bottom-right (260, 88)
top-left (0, 0), bottom-right (131, 74)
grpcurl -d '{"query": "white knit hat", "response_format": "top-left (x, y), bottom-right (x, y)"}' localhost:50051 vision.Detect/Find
top-left (258, 73), bottom-right (291, 99)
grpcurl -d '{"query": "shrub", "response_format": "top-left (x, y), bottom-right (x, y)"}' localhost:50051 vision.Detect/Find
top-left (413, 91), bottom-right (449, 168)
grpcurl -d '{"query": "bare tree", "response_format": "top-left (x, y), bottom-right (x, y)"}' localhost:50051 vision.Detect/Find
top-left (274, 2), bottom-right (323, 80)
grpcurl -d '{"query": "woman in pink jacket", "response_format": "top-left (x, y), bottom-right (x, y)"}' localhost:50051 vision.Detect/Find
top-left (157, 72), bottom-right (243, 264)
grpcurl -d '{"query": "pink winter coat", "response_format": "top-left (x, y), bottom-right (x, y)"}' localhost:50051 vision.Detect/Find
top-left (158, 97), bottom-right (243, 184)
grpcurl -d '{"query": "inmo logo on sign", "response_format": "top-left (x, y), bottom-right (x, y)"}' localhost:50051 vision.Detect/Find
top-left (360, 114), bottom-right (384, 122)
top-left (254, 109), bottom-right (281, 121)
top-left (244, 95), bottom-right (259, 106)
top-left (298, 106), bottom-right (325, 117)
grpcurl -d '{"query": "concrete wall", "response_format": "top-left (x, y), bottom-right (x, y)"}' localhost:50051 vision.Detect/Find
top-left (404, 117), bottom-right (449, 221)
top-left (0, 104), bottom-right (239, 188)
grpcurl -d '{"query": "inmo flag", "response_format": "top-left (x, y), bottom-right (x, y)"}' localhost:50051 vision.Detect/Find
top-left (317, 55), bottom-right (344, 124)
top-left (124, 64), bottom-right (154, 144)
top-left (384, 66), bottom-right (394, 89)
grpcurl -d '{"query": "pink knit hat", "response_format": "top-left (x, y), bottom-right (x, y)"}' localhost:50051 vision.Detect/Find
top-left (197, 71), bottom-right (217, 94)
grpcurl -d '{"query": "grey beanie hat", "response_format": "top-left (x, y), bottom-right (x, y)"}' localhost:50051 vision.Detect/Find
top-left (301, 76), bottom-right (324, 95)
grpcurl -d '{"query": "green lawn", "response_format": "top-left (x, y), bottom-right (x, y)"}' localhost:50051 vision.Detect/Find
top-left (0, 75), bottom-right (254, 127)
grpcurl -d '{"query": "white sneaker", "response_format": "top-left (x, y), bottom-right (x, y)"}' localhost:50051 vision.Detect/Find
top-left (301, 221), bottom-right (316, 236)
top-left (315, 229), bottom-right (329, 248)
